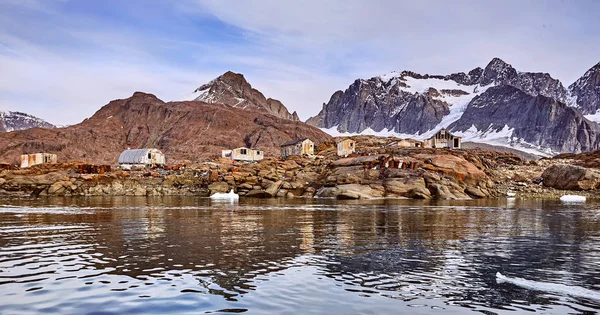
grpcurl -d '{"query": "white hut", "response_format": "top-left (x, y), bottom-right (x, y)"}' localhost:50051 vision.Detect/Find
top-left (118, 148), bottom-right (166, 169)
top-left (221, 147), bottom-right (264, 162)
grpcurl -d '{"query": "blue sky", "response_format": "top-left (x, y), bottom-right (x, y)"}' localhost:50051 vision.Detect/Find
top-left (1, 0), bottom-right (599, 125)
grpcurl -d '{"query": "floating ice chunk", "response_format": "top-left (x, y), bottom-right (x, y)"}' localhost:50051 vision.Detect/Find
top-left (210, 189), bottom-right (239, 200)
top-left (560, 195), bottom-right (586, 202)
top-left (506, 191), bottom-right (516, 197)
top-left (496, 272), bottom-right (600, 301)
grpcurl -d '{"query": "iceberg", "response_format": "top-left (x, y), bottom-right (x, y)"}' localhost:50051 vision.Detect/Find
top-left (560, 195), bottom-right (586, 202)
top-left (210, 189), bottom-right (239, 200)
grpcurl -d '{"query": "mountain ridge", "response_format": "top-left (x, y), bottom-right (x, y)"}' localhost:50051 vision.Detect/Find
top-left (307, 57), bottom-right (600, 154)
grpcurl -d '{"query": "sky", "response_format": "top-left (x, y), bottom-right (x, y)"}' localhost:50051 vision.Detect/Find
top-left (1, 0), bottom-right (599, 125)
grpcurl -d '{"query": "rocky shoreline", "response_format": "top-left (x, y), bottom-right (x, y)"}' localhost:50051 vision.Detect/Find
top-left (2, 136), bottom-right (600, 200)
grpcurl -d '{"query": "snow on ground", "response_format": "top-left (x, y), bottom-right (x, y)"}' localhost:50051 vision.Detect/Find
top-left (321, 123), bottom-right (553, 157)
top-left (584, 110), bottom-right (600, 122)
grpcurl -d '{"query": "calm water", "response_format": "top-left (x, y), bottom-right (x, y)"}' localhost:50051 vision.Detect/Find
top-left (0, 197), bottom-right (599, 315)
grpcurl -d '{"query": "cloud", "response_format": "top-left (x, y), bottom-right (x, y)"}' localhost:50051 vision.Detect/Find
top-left (1, 0), bottom-right (599, 124)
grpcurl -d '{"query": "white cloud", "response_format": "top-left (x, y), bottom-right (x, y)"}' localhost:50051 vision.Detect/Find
top-left (1, 0), bottom-right (599, 125)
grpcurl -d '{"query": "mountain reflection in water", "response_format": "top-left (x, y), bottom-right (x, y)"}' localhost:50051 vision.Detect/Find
top-left (0, 197), bottom-right (599, 314)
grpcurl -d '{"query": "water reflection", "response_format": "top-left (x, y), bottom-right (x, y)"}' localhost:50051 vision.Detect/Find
top-left (0, 197), bottom-right (599, 314)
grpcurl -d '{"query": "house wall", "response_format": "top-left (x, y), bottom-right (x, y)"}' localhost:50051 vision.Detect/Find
top-left (423, 131), bottom-right (461, 149)
top-left (20, 153), bottom-right (57, 168)
top-left (231, 148), bottom-right (263, 162)
top-left (337, 140), bottom-right (355, 156)
top-left (281, 139), bottom-right (314, 158)
top-left (301, 140), bottom-right (314, 155)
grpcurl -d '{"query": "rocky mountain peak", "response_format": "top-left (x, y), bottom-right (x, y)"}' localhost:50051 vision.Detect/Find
top-left (480, 57), bottom-right (518, 86)
top-left (0, 111), bottom-right (56, 132)
top-left (569, 61), bottom-right (600, 114)
top-left (188, 71), bottom-right (299, 121)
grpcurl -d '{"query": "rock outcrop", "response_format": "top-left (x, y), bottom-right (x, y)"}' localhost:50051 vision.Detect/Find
top-left (449, 85), bottom-right (600, 153)
top-left (189, 71), bottom-right (299, 121)
top-left (541, 164), bottom-right (600, 190)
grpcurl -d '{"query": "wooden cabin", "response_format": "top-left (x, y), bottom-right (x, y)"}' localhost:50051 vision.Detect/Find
top-left (222, 147), bottom-right (264, 162)
top-left (118, 148), bottom-right (166, 169)
top-left (280, 138), bottom-right (314, 158)
top-left (337, 139), bottom-right (356, 156)
top-left (20, 153), bottom-right (57, 168)
top-left (393, 139), bottom-right (423, 148)
top-left (423, 128), bottom-right (461, 149)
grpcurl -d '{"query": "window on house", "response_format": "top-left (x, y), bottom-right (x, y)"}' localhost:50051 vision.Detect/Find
top-left (256, 150), bottom-right (262, 155)
top-left (148, 153), bottom-right (152, 159)
top-left (241, 149), bottom-right (247, 155)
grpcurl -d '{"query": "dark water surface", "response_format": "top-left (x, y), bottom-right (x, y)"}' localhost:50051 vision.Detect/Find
top-left (1, 197), bottom-right (600, 314)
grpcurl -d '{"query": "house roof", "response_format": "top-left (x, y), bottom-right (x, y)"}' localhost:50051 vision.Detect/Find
top-left (280, 138), bottom-right (311, 147)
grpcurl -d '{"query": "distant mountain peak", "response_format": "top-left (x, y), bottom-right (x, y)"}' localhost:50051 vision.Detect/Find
top-left (187, 71), bottom-right (299, 121)
top-left (0, 110), bottom-right (56, 132)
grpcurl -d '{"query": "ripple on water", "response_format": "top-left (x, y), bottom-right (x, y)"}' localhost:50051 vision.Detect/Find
top-left (0, 200), bottom-right (600, 314)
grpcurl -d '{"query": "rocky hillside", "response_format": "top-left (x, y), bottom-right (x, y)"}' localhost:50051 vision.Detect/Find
top-left (307, 58), bottom-right (600, 154)
top-left (187, 71), bottom-right (300, 121)
top-left (0, 111), bottom-right (56, 132)
top-left (0, 92), bottom-right (330, 164)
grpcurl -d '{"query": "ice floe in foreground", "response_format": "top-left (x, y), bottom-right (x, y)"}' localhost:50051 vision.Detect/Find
top-left (560, 195), bottom-right (586, 202)
top-left (496, 272), bottom-right (600, 301)
top-left (210, 190), bottom-right (239, 201)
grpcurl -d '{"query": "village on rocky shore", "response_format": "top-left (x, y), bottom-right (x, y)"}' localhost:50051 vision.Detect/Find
top-left (3, 134), bottom-right (600, 200)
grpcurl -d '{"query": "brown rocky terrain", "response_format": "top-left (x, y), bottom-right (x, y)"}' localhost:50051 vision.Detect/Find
top-left (0, 92), bottom-right (330, 165)
top-left (3, 135), bottom-right (600, 200)
top-left (190, 71), bottom-right (300, 121)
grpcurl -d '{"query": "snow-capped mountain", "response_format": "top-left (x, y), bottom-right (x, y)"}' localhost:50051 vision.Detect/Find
top-left (0, 111), bottom-right (56, 132)
top-left (186, 71), bottom-right (299, 121)
top-left (307, 58), bottom-right (600, 154)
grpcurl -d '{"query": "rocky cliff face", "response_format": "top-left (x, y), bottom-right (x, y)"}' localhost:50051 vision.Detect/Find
top-left (450, 85), bottom-right (600, 153)
top-left (569, 62), bottom-right (600, 115)
top-left (0, 111), bottom-right (56, 132)
top-left (189, 71), bottom-right (299, 121)
top-left (0, 92), bottom-right (329, 164)
top-left (308, 58), bottom-right (600, 154)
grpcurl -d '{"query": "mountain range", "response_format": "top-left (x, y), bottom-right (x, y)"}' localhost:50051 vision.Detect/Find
top-left (3, 58), bottom-right (600, 162)
top-left (307, 58), bottom-right (600, 155)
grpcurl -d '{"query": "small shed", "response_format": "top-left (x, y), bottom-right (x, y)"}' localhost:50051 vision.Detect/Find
top-left (337, 139), bottom-right (356, 156)
top-left (423, 128), bottom-right (461, 149)
top-left (118, 148), bottom-right (166, 169)
top-left (222, 147), bottom-right (263, 162)
top-left (394, 139), bottom-right (423, 148)
top-left (20, 153), bottom-right (57, 168)
top-left (280, 138), bottom-right (314, 158)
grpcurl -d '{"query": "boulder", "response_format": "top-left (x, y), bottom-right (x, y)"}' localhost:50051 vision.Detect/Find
top-left (316, 184), bottom-right (384, 199)
top-left (265, 180), bottom-right (283, 197)
top-left (383, 177), bottom-right (427, 197)
top-left (542, 164), bottom-right (600, 190)
top-left (246, 189), bottom-right (272, 198)
top-left (208, 182), bottom-right (230, 194)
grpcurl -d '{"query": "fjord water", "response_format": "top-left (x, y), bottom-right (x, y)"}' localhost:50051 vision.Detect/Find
top-left (1, 197), bottom-right (599, 314)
